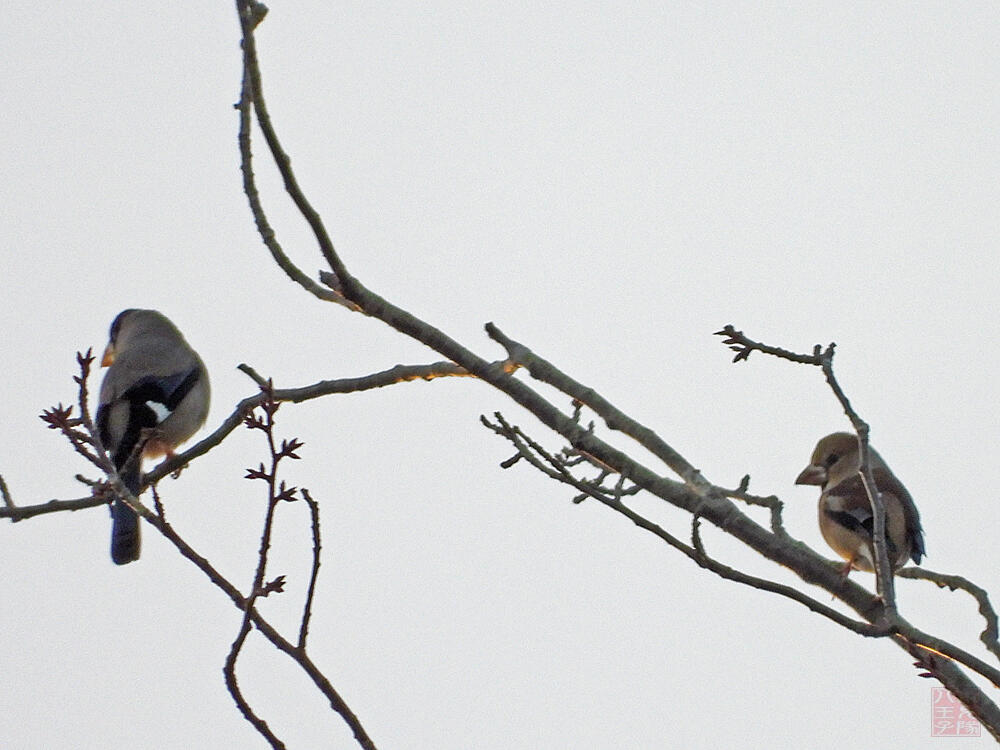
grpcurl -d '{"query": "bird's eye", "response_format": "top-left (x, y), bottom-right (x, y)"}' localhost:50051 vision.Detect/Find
top-left (824, 453), bottom-right (839, 467)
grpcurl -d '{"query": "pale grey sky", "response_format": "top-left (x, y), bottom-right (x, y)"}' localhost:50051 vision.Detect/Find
top-left (3, 2), bottom-right (999, 748)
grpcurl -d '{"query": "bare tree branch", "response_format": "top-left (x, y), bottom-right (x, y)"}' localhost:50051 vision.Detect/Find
top-left (13, 4), bottom-right (992, 746)
top-left (483, 412), bottom-right (893, 639)
top-left (28, 348), bottom-right (380, 749)
top-left (0, 493), bottom-right (107, 521)
top-left (3, 359), bottom-right (481, 524)
top-left (486, 322), bottom-right (706, 488)
top-left (230, 1), bottom-right (1000, 734)
top-left (146, 359), bottom-right (481, 484)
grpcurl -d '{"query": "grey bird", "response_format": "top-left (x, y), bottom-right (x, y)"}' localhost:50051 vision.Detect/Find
top-left (96, 309), bottom-right (210, 564)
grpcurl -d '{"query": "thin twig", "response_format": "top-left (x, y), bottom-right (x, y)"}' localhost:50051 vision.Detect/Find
top-left (713, 326), bottom-right (898, 617)
top-left (235, 3), bottom-right (348, 308)
top-left (0, 495), bottom-right (108, 521)
top-left (299, 488), bottom-right (322, 649)
top-left (713, 325), bottom-right (824, 365)
top-left (224, 636), bottom-right (286, 750)
top-left (225, 382), bottom-right (295, 744)
top-left (817, 352), bottom-right (897, 616)
top-left (898, 567), bottom-right (1000, 662)
top-left (147, 360), bottom-right (480, 486)
top-left (0, 475), bottom-right (17, 520)
top-left (720, 475), bottom-right (788, 537)
top-left (690, 517), bottom-right (893, 638)
top-left (224, 387), bottom-right (290, 750)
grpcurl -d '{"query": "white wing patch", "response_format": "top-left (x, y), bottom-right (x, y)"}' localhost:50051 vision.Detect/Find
top-left (146, 401), bottom-right (171, 425)
top-left (825, 493), bottom-right (873, 523)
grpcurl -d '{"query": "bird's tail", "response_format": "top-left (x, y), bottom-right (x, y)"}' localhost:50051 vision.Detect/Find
top-left (110, 462), bottom-right (141, 565)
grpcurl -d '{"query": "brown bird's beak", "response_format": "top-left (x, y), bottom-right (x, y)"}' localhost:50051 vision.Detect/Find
top-left (101, 342), bottom-right (116, 367)
top-left (795, 464), bottom-right (827, 486)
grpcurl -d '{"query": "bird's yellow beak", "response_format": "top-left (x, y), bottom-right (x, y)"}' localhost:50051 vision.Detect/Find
top-left (101, 342), bottom-right (116, 367)
top-left (795, 464), bottom-right (826, 486)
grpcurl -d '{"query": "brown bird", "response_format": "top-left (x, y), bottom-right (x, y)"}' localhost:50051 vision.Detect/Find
top-left (795, 432), bottom-right (924, 575)
top-left (96, 310), bottom-right (210, 564)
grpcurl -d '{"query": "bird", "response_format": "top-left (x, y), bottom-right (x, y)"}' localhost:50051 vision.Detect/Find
top-left (95, 309), bottom-right (210, 564)
top-left (795, 432), bottom-right (924, 576)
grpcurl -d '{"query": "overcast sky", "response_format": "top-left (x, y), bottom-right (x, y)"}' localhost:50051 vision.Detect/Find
top-left (3, 2), bottom-right (999, 748)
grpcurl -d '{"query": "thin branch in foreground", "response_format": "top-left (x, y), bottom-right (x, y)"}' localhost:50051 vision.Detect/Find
top-left (299, 488), bottom-right (323, 649)
top-left (71, 349), bottom-right (104, 460)
top-left (146, 358), bottom-right (483, 487)
top-left (235, 0), bottom-right (352, 306)
top-left (713, 325), bottom-right (899, 620)
top-left (38, 349), bottom-right (113, 474)
top-left (713, 325), bottom-right (825, 365)
top-left (482, 412), bottom-right (891, 638)
top-left (720, 475), bottom-right (788, 538)
top-left (225, 382), bottom-right (325, 749)
top-left (898, 567), bottom-right (1000, 662)
top-left (141, 492), bottom-right (377, 749)
top-left (689, 516), bottom-right (893, 638)
top-left (223, 648), bottom-right (285, 750)
top-left (1, 475), bottom-right (17, 520)
top-left (4, 359), bottom-right (484, 524)
top-left (226, 382), bottom-right (297, 746)
top-left (12, 351), bottom-right (118, 523)
top-left (485, 322), bottom-right (707, 490)
top-left (478, 362), bottom-right (1000, 717)
top-left (892, 617), bottom-right (1000, 689)
top-left (0, 494), bottom-right (109, 521)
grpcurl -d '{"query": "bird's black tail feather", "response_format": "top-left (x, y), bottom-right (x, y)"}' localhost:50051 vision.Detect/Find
top-left (110, 462), bottom-right (141, 565)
